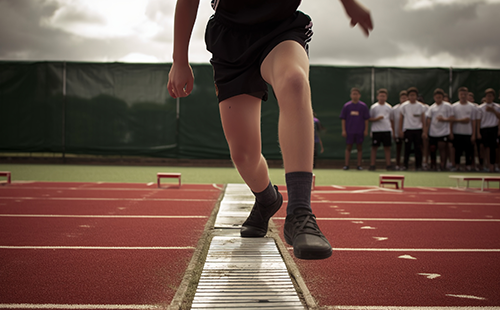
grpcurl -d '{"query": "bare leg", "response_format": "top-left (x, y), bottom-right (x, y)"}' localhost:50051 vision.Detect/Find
top-left (345, 144), bottom-right (353, 167)
top-left (384, 146), bottom-right (391, 167)
top-left (261, 41), bottom-right (313, 173)
top-left (370, 146), bottom-right (377, 166)
top-left (357, 144), bottom-right (363, 167)
top-left (219, 95), bottom-right (269, 193)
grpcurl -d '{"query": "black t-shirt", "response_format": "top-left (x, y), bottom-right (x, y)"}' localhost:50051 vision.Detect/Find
top-left (211, 0), bottom-right (302, 25)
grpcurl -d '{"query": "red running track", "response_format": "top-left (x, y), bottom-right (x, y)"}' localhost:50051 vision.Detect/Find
top-left (0, 182), bottom-right (221, 308)
top-left (274, 185), bottom-right (500, 308)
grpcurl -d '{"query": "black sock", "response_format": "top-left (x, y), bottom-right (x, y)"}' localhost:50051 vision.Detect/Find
top-left (285, 172), bottom-right (312, 215)
top-left (252, 181), bottom-right (277, 206)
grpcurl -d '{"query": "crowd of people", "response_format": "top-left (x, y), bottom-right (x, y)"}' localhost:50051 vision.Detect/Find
top-left (332, 86), bottom-right (500, 172)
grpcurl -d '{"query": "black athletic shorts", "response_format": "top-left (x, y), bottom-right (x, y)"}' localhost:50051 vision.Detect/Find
top-left (205, 11), bottom-right (313, 103)
top-left (372, 131), bottom-right (392, 147)
top-left (480, 126), bottom-right (499, 148)
top-left (429, 135), bottom-right (449, 146)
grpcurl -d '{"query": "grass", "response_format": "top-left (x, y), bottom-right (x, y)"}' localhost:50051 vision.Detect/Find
top-left (0, 163), bottom-right (477, 188)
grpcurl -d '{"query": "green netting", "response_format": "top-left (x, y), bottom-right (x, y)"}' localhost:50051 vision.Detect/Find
top-left (1, 61), bottom-right (499, 160)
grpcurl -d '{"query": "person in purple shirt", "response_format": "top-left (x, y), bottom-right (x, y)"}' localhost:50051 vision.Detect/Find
top-left (340, 87), bottom-right (370, 170)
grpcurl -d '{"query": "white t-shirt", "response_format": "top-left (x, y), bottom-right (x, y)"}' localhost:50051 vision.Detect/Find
top-left (426, 102), bottom-right (454, 137)
top-left (400, 101), bottom-right (427, 131)
top-left (370, 102), bottom-right (393, 133)
top-left (478, 102), bottom-right (500, 128)
top-left (452, 101), bottom-right (477, 135)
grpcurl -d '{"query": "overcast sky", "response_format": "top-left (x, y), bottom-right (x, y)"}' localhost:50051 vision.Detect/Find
top-left (1, 0), bottom-right (499, 68)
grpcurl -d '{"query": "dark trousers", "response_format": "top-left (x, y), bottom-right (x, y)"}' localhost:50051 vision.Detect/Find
top-left (480, 126), bottom-right (499, 165)
top-left (453, 134), bottom-right (473, 166)
top-left (404, 129), bottom-right (423, 169)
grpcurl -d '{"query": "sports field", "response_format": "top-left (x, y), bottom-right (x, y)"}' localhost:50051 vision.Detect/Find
top-left (0, 163), bottom-right (479, 187)
top-left (0, 163), bottom-right (499, 309)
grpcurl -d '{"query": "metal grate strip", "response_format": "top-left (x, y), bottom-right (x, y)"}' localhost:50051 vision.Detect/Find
top-left (191, 184), bottom-right (305, 309)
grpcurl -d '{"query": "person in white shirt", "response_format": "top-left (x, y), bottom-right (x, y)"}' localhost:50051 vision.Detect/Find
top-left (451, 86), bottom-right (477, 171)
top-left (368, 88), bottom-right (393, 171)
top-left (392, 90), bottom-right (407, 170)
top-left (477, 88), bottom-right (500, 172)
top-left (424, 88), bottom-right (454, 171)
top-left (398, 87), bottom-right (427, 170)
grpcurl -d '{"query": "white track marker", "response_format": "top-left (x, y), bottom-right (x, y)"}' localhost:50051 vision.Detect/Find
top-left (331, 185), bottom-right (346, 189)
top-left (146, 182), bottom-right (154, 186)
top-left (373, 237), bottom-right (388, 241)
top-left (0, 304), bottom-right (156, 309)
top-left (445, 294), bottom-right (487, 300)
top-left (398, 255), bottom-right (417, 260)
top-left (418, 273), bottom-right (441, 279)
top-left (360, 226), bottom-right (376, 229)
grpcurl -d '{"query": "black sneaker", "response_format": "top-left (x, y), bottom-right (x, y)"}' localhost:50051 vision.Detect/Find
top-left (284, 209), bottom-right (332, 260)
top-left (241, 185), bottom-right (283, 238)
top-left (343, 166), bottom-right (349, 170)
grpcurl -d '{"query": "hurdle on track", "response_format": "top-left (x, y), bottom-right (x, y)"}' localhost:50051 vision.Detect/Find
top-left (157, 173), bottom-right (181, 188)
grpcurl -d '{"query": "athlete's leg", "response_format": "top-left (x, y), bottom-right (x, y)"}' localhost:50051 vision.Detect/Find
top-left (219, 94), bottom-right (269, 193)
top-left (261, 40), bottom-right (331, 260)
top-left (261, 40), bottom-right (313, 173)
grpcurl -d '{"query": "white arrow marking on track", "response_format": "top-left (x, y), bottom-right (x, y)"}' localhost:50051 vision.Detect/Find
top-left (418, 273), bottom-right (441, 279)
top-left (398, 255), bottom-right (417, 260)
top-left (373, 237), bottom-right (388, 241)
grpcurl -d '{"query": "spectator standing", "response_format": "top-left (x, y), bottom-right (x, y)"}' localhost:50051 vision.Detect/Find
top-left (340, 87), bottom-right (370, 170)
top-left (450, 87), bottom-right (477, 171)
top-left (398, 87), bottom-right (427, 170)
top-left (368, 88), bottom-right (393, 171)
top-left (424, 88), bottom-right (454, 171)
top-left (477, 88), bottom-right (500, 172)
top-left (392, 90), bottom-right (407, 170)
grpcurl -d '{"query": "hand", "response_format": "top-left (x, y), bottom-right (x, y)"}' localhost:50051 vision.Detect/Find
top-left (320, 146), bottom-right (325, 154)
top-left (436, 115), bottom-right (444, 122)
top-left (342, 130), bottom-right (347, 138)
top-left (167, 62), bottom-right (194, 98)
top-left (478, 133), bottom-right (482, 140)
top-left (341, 0), bottom-right (373, 37)
top-left (364, 130), bottom-right (368, 137)
top-left (461, 117), bottom-right (470, 124)
top-left (377, 115), bottom-right (384, 121)
top-left (471, 136), bottom-right (476, 143)
top-left (486, 105), bottom-right (495, 112)
top-left (449, 133), bottom-right (454, 141)
top-left (399, 131), bottom-right (404, 139)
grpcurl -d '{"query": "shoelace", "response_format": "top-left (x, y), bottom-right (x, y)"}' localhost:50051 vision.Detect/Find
top-left (293, 213), bottom-right (323, 237)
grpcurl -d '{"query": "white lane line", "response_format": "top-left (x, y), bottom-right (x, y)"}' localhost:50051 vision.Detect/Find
top-left (286, 247), bottom-right (500, 252)
top-left (0, 197), bottom-right (215, 202)
top-left (0, 246), bottom-right (195, 250)
top-left (331, 185), bottom-right (346, 189)
top-left (325, 307), bottom-right (498, 310)
top-left (0, 214), bottom-right (207, 219)
top-left (445, 294), bottom-right (487, 300)
top-left (274, 217), bottom-right (500, 222)
top-left (416, 186), bottom-right (437, 191)
top-left (0, 304), bottom-right (156, 309)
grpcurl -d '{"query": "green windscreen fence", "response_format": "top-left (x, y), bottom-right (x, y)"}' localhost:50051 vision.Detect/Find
top-left (1, 61), bottom-right (500, 160)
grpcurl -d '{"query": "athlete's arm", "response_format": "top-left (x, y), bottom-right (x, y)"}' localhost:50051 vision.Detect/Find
top-left (167, 0), bottom-right (200, 98)
top-left (340, 0), bottom-right (373, 36)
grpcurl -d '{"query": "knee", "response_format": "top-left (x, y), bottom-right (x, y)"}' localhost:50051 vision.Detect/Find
top-left (274, 68), bottom-right (309, 99)
top-left (230, 147), bottom-right (261, 168)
